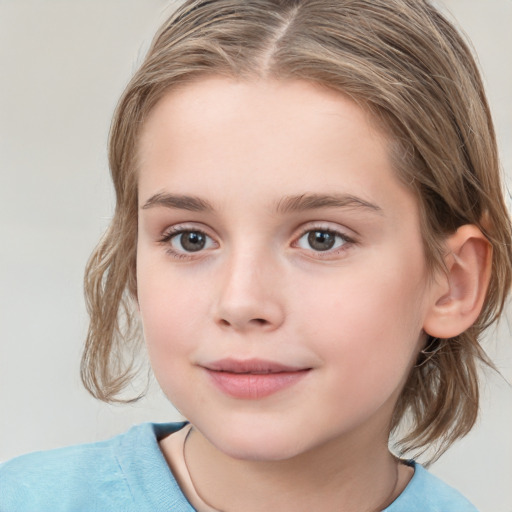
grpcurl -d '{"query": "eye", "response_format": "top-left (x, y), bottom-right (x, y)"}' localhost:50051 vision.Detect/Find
top-left (295, 229), bottom-right (350, 252)
top-left (163, 229), bottom-right (216, 254)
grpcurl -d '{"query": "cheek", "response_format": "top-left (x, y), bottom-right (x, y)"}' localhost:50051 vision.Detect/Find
top-left (137, 274), bottom-right (207, 414)
top-left (296, 259), bottom-right (427, 382)
top-left (301, 276), bottom-right (425, 428)
top-left (136, 264), bottom-right (207, 372)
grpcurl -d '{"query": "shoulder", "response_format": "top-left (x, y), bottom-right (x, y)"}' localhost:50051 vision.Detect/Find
top-left (0, 422), bottom-right (192, 512)
top-left (1, 433), bottom-right (126, 512)
top-left (386, 461), bottom-right (479, 512)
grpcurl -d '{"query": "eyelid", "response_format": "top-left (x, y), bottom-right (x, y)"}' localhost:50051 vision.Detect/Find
top-left (159, 221), bottom-right (216, 239)
top-left (156, 221), bottom-right (357, 260)
top-left (291, 222), bottom-right (357, 256)
top-left (158, 223), bottom-right (219, 259)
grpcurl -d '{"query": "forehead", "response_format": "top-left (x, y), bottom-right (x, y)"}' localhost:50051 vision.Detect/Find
top-left (137, 77), bottom-right (414, 217)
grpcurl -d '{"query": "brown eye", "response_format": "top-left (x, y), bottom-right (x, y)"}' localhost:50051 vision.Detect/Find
top-left (171, 230), bottom-right (211, 252)
top-left (307, 230), bottom-right (336, 251)
top-left (296, 228), bottom-right (350, 253)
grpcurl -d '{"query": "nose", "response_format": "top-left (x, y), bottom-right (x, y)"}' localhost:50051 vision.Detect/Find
top-left (213, 249), bottom-right (285, 333)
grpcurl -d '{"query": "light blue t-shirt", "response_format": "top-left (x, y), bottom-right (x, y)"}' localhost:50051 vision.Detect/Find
top-left (0, 422), bottom-right (478, 511)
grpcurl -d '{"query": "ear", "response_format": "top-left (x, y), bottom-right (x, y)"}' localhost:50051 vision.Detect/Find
top-left (423, 225), bottom-right (492, 339)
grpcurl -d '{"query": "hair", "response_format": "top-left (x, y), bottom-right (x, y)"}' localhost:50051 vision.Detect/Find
top-left (81, 0), bottom-right (512, 463)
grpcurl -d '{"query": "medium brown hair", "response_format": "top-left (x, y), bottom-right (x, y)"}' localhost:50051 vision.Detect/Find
top-left (81, 0), bottom-right (512, 462)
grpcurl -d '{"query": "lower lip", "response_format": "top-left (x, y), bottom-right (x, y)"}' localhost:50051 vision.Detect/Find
top-left (205, 369), bottom-right (310, 399)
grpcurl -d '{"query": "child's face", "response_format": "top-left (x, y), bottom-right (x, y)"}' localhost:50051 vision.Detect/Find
top-left (137, 77), bottom-right (435, 461)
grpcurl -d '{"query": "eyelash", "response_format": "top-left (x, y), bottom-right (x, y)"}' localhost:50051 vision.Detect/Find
top-left (158, 224), bottom-right (356, 260)
top-left (293, 226), bottom-right (355, 258)
top-left (158, 225), bottom-right (216, 260)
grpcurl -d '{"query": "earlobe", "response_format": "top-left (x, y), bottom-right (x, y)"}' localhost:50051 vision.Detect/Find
top-left (423, 224), bottom-right (492, 339)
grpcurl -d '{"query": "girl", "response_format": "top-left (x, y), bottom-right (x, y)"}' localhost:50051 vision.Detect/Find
top-left (1, 0), bottom-right (511, 510)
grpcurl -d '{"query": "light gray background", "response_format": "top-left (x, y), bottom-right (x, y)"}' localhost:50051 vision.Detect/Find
top-left (0, 1), bottom-right (511, 511)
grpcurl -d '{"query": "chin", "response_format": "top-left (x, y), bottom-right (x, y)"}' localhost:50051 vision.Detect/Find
top-left (218, 436), bottom-right (304, 462)
top-left (198, 417), bottom-right (313, 462)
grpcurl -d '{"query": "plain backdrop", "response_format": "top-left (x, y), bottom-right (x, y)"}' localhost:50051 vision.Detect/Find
top-left (0, 1), bottom-right (511, 511)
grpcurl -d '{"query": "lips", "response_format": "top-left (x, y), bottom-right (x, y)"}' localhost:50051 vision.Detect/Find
top-left (202, 358), bottom-right (311, 399)
top-left (205, 358), bottom-right (306, 374)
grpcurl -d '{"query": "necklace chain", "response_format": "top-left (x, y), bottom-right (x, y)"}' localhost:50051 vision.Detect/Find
top-left (183, 426), bottom-right (224, 512)
top-left (182, 425), bottom-right (400, 512)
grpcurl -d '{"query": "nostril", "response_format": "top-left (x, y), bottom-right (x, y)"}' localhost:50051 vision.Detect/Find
top-left (218, 317), bottom-right (268, 328)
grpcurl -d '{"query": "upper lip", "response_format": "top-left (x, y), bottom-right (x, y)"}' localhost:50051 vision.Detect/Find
top-left (203, 358), bottom-right (309, 374)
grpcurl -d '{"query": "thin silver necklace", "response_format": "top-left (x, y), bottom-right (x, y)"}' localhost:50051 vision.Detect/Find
top-left (182, 426), bottom-right (224, 512)
top-left (182, 426), bottom-right (400, 512)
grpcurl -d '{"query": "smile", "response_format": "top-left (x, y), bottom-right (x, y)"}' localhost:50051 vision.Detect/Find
top-left (202, 358), bottom-right (312, 399)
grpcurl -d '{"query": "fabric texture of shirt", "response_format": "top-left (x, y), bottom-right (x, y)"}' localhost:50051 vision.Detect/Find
top-left (0, 422), bottom-right (478, 511)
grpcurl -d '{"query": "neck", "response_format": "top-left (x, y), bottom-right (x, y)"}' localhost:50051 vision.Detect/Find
top-left (182, 425), bottom-right (408, 512)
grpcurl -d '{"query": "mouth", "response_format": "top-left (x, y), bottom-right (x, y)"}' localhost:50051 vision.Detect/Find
top-left (201, 358), bottom-right (312, 399)
top-left (205, 358), bottom-right (307, 374)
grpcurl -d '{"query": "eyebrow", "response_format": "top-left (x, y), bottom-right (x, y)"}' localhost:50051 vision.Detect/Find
top-left (274, 193), bottom-right (382, 215)
top-left (141, 192), bottom-right (213, 212)
top-left (141, 192), bottom-right (382, 215)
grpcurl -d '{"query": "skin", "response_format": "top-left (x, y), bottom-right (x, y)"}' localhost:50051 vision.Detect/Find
top-left (136, 77), bottom-right (440, 511)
